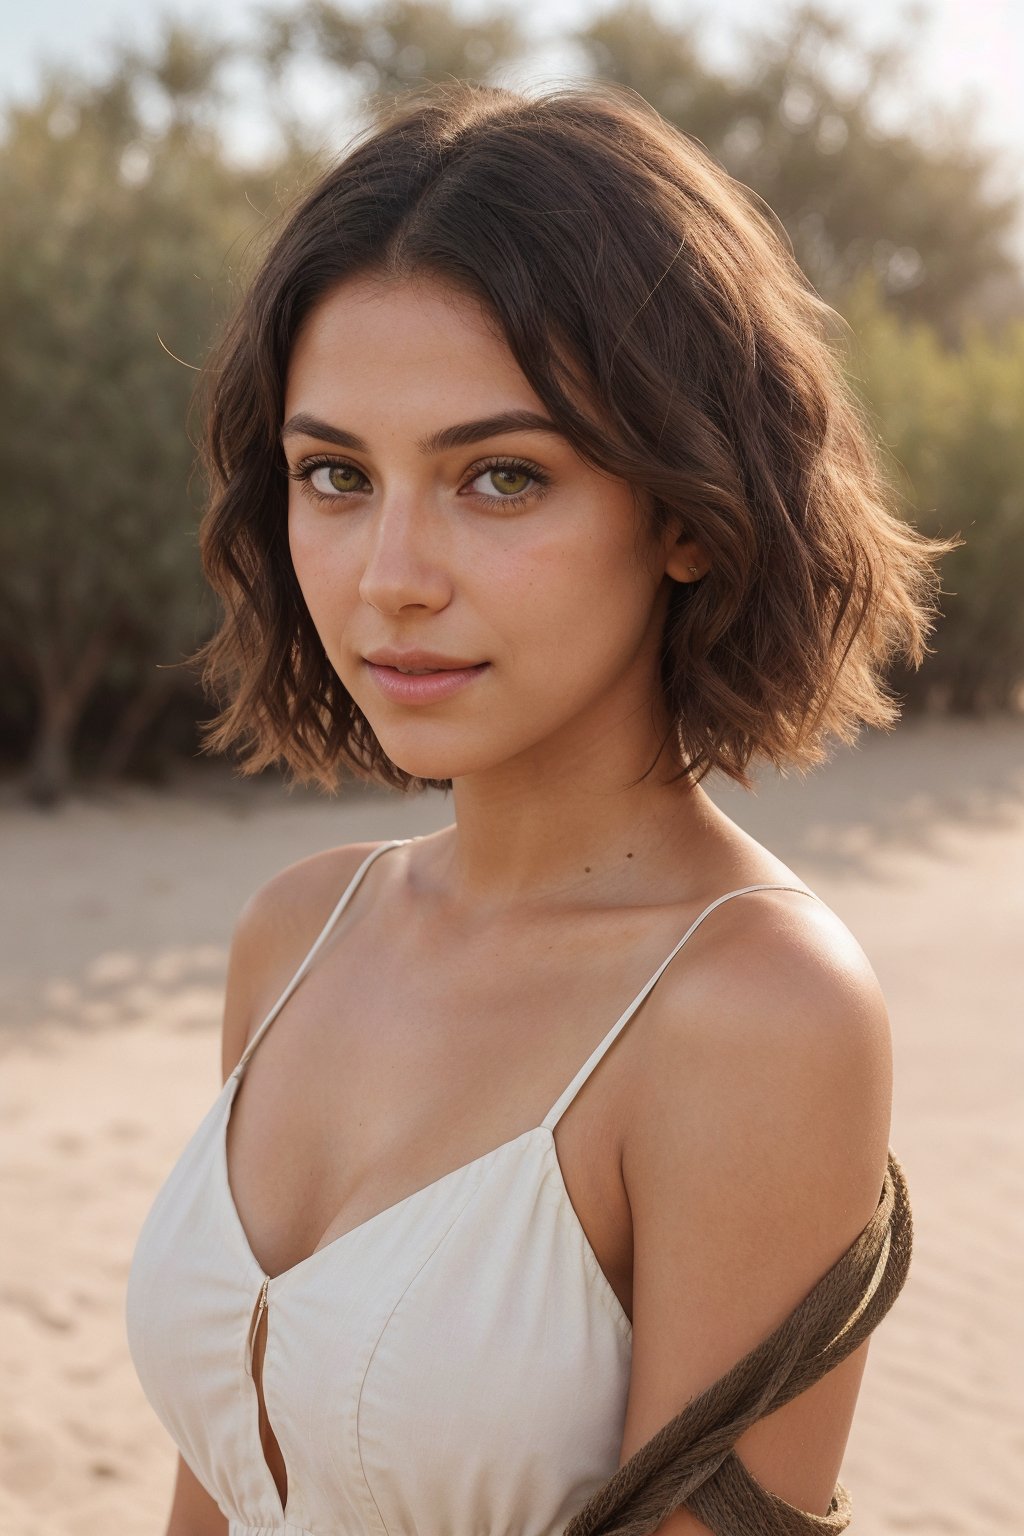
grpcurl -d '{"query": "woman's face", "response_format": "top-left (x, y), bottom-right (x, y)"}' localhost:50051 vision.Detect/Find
top-left (283, 273), bottom-right (699, 785)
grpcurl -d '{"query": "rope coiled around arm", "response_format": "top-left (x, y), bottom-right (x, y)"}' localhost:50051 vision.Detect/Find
top-left (563, 1148), bottom-right (913, 1536)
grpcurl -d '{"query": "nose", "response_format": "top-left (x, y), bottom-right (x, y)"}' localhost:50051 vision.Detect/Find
top-left (358, 499), bottom-right (453, 617)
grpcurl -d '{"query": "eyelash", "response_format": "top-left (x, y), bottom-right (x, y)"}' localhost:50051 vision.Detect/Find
top-left (287, 454), bottom-right (551, 510)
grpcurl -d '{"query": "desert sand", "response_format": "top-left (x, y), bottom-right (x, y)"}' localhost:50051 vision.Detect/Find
top-left (1, 715), bottom-right (1022, 1536)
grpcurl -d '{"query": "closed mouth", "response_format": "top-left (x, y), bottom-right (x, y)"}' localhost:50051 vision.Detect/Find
top-left (364, 653), bottom-right (488, 673)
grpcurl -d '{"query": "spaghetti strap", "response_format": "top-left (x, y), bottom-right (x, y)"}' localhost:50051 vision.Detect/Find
top-left (540, 883), bottom-right (819, 1131)
top-left (233, 838), bottom-right (409, 1077)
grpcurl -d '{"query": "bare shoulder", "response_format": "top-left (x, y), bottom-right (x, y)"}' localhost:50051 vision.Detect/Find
top-left (219, 838), bottom-right (391, 1082)
top-left (617, 885), bottom-right (895, 1505)
top-left (623, 887), bottom-right (893, 1234)
top-left (629, 884), bottom-right (893, 1151)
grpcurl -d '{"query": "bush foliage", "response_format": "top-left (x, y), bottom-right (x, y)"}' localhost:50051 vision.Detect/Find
top-left (844, 284), bottom-right (1024, 713)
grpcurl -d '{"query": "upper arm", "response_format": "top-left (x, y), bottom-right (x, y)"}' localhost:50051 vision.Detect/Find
top-left (619, 893), bottom-right (893, 1533)
top-left (164, 1453), bottom-right (227, 1535)
top-left (219, 839), bottom-right (387, 1083)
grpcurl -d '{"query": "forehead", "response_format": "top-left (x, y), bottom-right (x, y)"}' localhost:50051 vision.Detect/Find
top-left (284, 274), bottom-right (539, 416)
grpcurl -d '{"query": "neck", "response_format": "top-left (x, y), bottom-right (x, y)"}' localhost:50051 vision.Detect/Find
top-left (432, 706), bottom-right (716, 915)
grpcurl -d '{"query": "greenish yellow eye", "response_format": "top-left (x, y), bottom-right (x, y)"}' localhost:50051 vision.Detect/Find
top-left (303, 460), bottom-right (368, 497)
top-left (466, 460), bottom-right (546, 506)
top-left (319, 464), bottom-right (362, 493)
top-left (487, 467), bottom-right (530, 496)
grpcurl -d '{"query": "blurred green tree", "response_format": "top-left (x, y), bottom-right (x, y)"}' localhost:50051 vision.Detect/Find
top-left (258, 0), bottom-right (524, 101)
top-left (573, 2), bottom-right (1023, 339)
top-left (843, 281), bottom-right (1024, 712)
top-left (0, 27), bottom-right (274, 802)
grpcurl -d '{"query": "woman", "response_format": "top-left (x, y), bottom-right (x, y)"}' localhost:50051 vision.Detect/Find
top-left (127, 79), bottom-right (939, 1535)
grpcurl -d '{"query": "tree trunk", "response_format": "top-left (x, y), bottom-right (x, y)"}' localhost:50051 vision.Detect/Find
top-left (26, 702), bottom-right (74, 807)
top-left (24, 622), bottom-right (119, 807)
top-left (97, 668), bottom-right (170, 780)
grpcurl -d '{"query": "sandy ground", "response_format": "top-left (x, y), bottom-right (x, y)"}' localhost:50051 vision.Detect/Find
top-left (1, 715), bottom-right (1022, 1536)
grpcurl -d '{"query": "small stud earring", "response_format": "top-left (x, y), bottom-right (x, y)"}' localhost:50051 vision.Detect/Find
top-left (688, 565), bottom-right (700, 578)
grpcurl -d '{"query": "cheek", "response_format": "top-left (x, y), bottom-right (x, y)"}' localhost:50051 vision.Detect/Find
top-left (287, 498), bottom-right (316, 587)
top-left (287, 503), bottom-right (356, 618)
top-left (500, 522), bottom-right (656, 666)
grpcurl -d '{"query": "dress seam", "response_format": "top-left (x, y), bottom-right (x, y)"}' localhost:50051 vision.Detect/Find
top-left (353, 1157), bottom-right (501, 1534)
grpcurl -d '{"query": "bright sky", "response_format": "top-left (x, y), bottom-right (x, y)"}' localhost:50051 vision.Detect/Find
top-left (4, 0), bottom-right (1023, 195)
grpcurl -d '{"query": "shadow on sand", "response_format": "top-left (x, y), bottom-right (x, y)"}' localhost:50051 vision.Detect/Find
top-left (707, 715), bottom-right (1024, 880)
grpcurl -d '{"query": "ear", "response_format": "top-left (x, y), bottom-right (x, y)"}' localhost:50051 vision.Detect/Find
top-left (664, 531), bottom-right (709, 585)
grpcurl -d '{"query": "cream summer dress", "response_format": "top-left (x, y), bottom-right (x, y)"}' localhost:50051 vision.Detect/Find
top-left (126, 837), bottom-right (813, 1535)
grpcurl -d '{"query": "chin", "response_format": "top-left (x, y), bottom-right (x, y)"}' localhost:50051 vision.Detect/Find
top-left (370, 725), bottom-right (524, 786)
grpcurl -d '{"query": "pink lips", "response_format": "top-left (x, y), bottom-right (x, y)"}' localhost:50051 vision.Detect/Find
top-left (364, 659), bottom-right (490, 704)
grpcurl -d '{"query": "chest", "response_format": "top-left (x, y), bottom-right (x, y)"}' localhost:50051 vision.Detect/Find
top-left (223, 914), bottom-right (666, 1320)
top-left (126, 1078), bottom-right (634, 1534)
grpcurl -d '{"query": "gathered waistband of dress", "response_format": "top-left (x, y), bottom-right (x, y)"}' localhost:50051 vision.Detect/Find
top-left (229, 1524), bottom-right (317, 1535)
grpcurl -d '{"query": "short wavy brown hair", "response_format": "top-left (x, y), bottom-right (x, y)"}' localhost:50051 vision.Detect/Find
top-left (197, 79), bottom-right (951, 792)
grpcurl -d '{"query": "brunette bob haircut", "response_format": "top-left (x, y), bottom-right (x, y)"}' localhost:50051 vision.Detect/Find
top-left (197, 78), bottom-right (949, 793)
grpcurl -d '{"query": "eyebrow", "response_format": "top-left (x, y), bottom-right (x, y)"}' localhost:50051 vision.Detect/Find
top-left (281, 409), bottom-right (563, 456)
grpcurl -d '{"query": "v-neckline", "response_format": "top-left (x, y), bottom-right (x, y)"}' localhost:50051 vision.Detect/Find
top-left (217, 1069), bottom-right (552, 1290)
